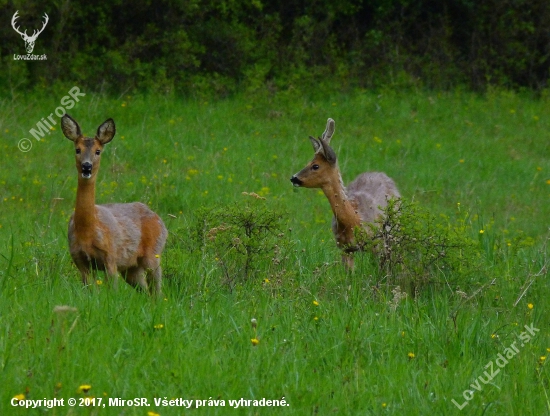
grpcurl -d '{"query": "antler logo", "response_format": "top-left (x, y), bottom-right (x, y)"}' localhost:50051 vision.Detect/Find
top-left (11, 10), bottom-right (49, 54)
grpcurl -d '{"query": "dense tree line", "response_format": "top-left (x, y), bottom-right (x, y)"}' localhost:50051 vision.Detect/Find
top-left (1, 0), bottom-right (549, 95)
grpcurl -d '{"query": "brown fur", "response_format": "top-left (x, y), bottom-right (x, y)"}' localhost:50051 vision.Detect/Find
top-left (62, 114), bottom-right (167, 294)
top-left (291, 118), bottom-right (400, 269)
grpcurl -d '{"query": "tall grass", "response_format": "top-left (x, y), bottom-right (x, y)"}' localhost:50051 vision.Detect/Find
top-left (0, 87), bottom-right (549, 415)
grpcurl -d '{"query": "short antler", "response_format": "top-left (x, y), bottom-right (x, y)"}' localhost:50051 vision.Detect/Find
top-left (321, 118), bottom-right (335, 144)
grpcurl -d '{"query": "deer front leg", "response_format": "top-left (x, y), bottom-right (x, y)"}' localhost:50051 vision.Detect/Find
top-left (73, 257), bottom-right (93, 287)
top-left (104, 261), bottom-right (119, 290)
top-left (78, 268), bottom-right (92, 287)
top-left (342, 252), bottom-right (355, 272)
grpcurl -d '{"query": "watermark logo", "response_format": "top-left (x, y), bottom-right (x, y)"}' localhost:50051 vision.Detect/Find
top-left (11, 10), bottom-right (48, 60)
top-left (452, 323), bottom-right (540, 410)
top-left (17, 86), bottom-right (85, 152)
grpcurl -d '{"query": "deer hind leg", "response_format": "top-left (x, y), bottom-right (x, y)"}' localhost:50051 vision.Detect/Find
top-left (124, 266), bottom-right (149, 293)
top-left (147, 264), bottom-right (162, 297)
top-left (140, 255), bottom-right (162, 296)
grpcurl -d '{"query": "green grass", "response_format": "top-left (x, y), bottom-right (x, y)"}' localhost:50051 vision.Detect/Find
top-left (0, 87), bottom-right (549, 415)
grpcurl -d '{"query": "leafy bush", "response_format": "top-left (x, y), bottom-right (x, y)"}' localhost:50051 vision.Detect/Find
top-left (358, 198), bottom-right (483, 297)
top-left (189, 194), bottom-right (293, 289)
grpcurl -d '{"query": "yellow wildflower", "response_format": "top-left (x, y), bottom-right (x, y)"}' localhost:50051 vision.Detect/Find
top-left (251, 338), bottom-right (260, 346)
top-left (77, 385), bottom-right (92, 394)
top-left (528, 303), bottom-right (534, 309)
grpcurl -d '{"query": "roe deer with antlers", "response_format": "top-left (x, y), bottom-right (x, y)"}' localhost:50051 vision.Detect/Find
top-left (62, 114), bottom-right (167, 294)
top-left (290, 118), bottom-right (400, 269)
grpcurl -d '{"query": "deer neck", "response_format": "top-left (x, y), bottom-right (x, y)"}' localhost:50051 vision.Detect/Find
top-left (322, 171), bottom-right (361, 245)
top-left (74, 178), bottom-right (98, 233)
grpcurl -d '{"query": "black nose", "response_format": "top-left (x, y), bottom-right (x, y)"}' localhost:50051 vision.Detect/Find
top-left (82, 162), bottom-right (92, 171)
top-left (290, 176), bottom-right (302, 186)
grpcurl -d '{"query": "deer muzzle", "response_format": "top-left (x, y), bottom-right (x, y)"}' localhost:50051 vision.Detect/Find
top-left (290, 175), bottom-right (303, 187)
top-left (81, 162), bottom-right (93, 179)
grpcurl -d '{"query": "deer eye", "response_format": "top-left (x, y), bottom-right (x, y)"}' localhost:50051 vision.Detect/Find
top-left (95, 150), bottom-right (101, 155)
top-left (75, 148), bottom-right (81, 154)
top-left (312, 164), bottom-right (320, 170)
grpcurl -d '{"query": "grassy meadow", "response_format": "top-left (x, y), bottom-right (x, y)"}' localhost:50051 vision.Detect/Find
top-left (0, 87), bottom-right (549, 415)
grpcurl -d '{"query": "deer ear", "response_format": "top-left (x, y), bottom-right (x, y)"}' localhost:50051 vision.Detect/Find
top-left (97, 119), bottom-right (116, 144)
top-left (321, 118), bottom-right (335, 144)
top-left (61, 114), bottom-right (82, 142)
top-left (309, 135), bottom-right (324, 155)
top-left (320, 139), bottom-right (337, 165)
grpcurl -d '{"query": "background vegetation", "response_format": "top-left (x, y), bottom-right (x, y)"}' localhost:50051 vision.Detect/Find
top-left (1, 0), bottom-right (550, 95)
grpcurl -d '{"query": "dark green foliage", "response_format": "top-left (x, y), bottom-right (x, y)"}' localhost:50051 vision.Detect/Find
top-left (1, 0), bottom-right (549, 95)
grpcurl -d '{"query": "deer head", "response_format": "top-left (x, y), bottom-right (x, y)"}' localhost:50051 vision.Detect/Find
top-left (11, 11), bottom-right (49, 54)
top-left (291, 118), bottom-right (338, 188)
top-left (61, 114), bottom-right (116, 180)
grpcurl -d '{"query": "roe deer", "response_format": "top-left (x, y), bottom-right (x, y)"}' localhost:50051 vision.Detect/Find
top-left (290, 118), bottom-right (400, 269)
top-left (62, 114), bottom-right (167, 294)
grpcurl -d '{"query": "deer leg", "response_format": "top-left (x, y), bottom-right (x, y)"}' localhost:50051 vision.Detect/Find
top-left (104, 262), bottom-right (120, 290)
top-left (342, 253), bottom-right (355, 272)
top-left (146, 265), bottom-right (162, 297)
top-left (124, 267), bottom-right (148, 293)
top-left (141, 255), bottom-right (162, 296)
top-left (73, 258), bottom-right (93, 287)
top-left (78, 268), bottom-right (92, 287)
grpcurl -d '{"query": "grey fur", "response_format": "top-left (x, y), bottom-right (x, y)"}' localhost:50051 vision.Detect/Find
top-left (68, 202), bottom-right (168, 293)
top-left (322, 118), bottom-right (335, 143)
top-left (339, 171), bottom-right (400, 227)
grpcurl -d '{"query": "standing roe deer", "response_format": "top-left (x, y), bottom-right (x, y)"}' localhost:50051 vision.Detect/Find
top-left (290, 118), bottom-right (400, 269)
top-left (61, 114), bottom-right (167, 294)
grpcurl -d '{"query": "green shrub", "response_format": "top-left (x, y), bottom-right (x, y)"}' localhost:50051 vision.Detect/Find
top-left (189, 194), bottom-right (293, 289)
top-left (358, 198), bottom-right (484, 297)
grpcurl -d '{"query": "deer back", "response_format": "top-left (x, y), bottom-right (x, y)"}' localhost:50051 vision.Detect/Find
top-left (345, 172), bottom-right (400, 224)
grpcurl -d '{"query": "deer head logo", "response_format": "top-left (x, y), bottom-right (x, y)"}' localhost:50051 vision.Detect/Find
top-left (11, 10), bottom-right (49, 54)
